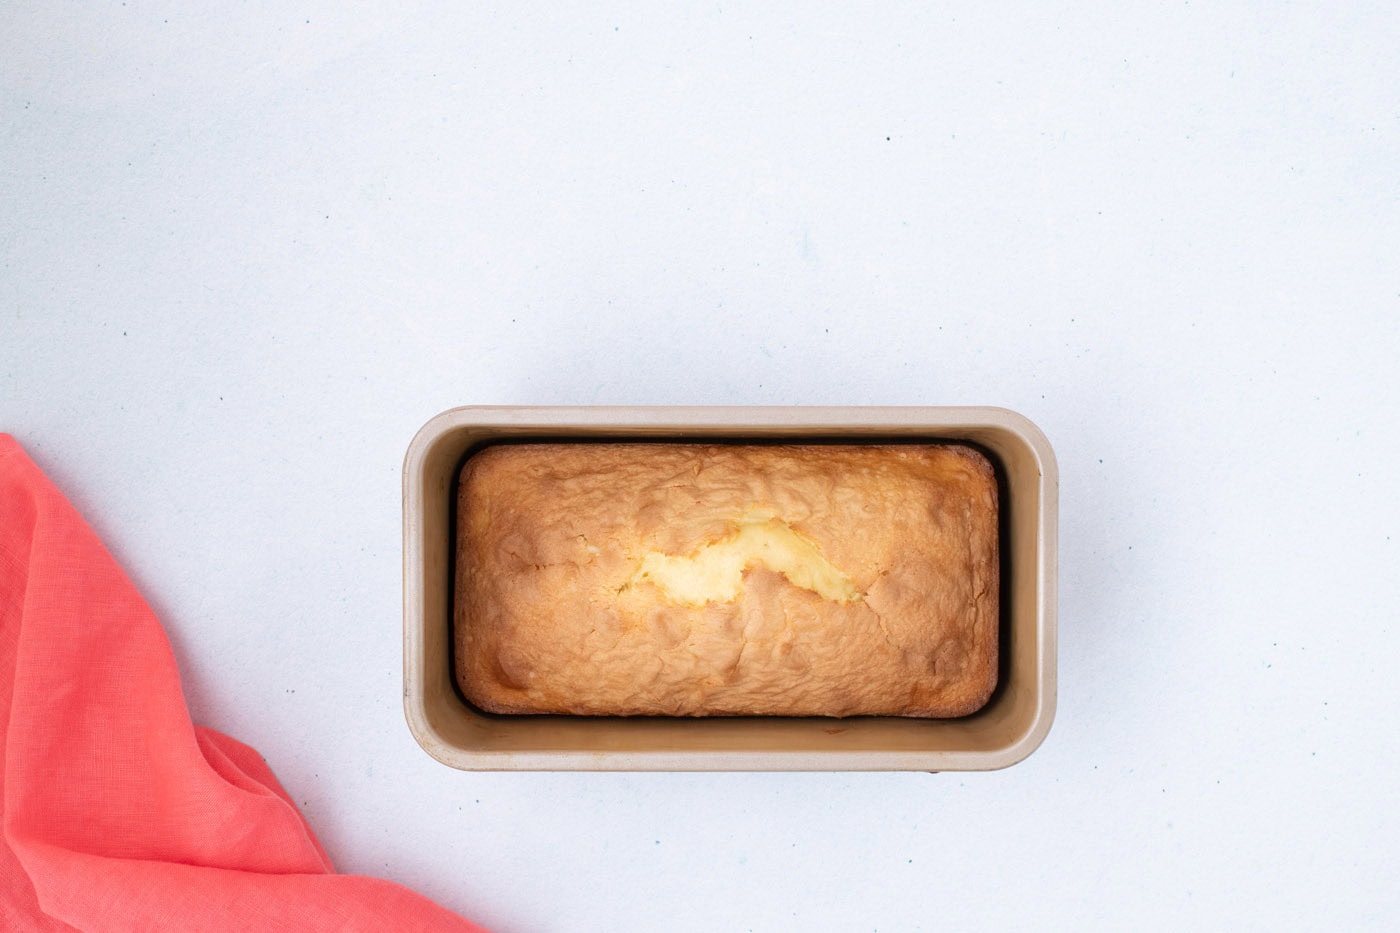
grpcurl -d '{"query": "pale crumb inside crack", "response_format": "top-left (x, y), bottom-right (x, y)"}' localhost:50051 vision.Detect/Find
top-left (627, 514), bottom-right (861, 607)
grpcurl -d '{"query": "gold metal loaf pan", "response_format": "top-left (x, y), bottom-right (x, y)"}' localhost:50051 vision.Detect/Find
top-left (403, 406), bottom-right (1057, 771)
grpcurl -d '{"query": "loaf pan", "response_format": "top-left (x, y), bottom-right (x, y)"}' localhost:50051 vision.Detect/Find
top-left (403, 406), bottom-right (1057, 771)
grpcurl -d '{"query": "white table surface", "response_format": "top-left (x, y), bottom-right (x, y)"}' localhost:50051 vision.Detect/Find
top-left (4, 4), bottom-right (1398, 930)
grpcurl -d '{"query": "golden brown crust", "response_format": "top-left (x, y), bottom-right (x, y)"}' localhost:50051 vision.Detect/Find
top-left (455, 443), bottom-right (998, 718)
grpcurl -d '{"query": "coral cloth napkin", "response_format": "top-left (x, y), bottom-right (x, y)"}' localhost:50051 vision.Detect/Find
top-left (0, 436), bottom-right (486, 931)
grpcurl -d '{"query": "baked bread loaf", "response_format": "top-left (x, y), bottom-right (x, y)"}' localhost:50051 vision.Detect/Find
top-left (455, 442), bottom-right (998, 718)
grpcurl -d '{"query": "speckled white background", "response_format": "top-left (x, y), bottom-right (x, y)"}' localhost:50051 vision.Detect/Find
top-left (4, 3), bottom-right (1398, 930)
